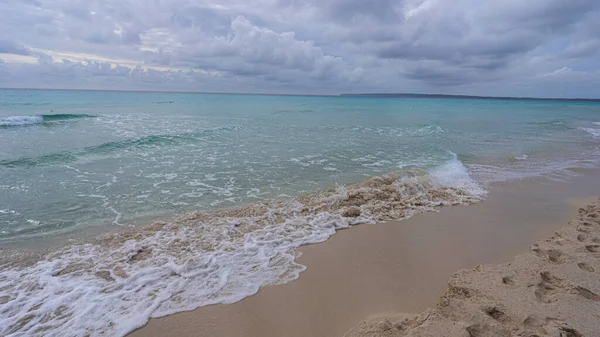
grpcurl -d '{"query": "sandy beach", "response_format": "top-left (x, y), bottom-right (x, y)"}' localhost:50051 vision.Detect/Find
top-left (129, 171), bottom-right (600, 337)
top-left (348, 199), bottom-right (600, 337)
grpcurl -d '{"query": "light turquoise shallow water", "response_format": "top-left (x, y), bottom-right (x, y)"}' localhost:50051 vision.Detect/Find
top-left (1, 89), bottom-right (600, 243)
top-left (2, 89), bottom-right (600, 337)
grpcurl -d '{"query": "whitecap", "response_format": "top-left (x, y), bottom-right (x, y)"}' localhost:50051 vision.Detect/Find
top-left (26, 219), bottom-right (41, 226)
top-left (579, 127), bottom-right (600, 139)
top-left (428, 152), bottom-right (487, 196)
top-left (0, 115), bottom-right (43, 127)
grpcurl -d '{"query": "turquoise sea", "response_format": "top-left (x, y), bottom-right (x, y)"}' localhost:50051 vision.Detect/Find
top-left (1, 89), bottom-right (600, 336)
top-left (2, 89), bottom-right (600, 243)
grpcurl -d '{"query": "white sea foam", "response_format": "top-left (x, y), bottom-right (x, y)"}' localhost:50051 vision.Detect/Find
top-left (412, 124), bottom-right (444, 135)
top-left (593, 122), bottom-right (600, 126)
top-left (429, 152), bottom-right (486, 196)
top-left (26, 219), bottom-right (41, 226)
top-left (362, 125), bottom-right (444, 138)
top-left (579, 127), bottom-right (600, 139)
top-left (0, 159), bottom-right (485, 337)
top-left (0, 116), bottom-right (43, 127)
top-left (514, 154), bottom-right (529, 160)
top-left (362, 159), bottom-right (392, 168)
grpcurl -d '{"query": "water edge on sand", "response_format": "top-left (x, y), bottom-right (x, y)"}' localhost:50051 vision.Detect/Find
top-left (128, 169), bottom-right (600, 337)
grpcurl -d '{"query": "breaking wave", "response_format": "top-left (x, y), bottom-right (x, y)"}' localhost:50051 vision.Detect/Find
top-left (0, 157), bottom-right (484, 337)
top-left (0, 114), bottom-right (95, 127)
top-left (0, 126), bottom-right (242, 168)
top-left (527, 119), bottom-right (565, 126)
top-left (526, 119), bottom-right (572, 131)
top-left (579, 127), bottom-right (600, 139)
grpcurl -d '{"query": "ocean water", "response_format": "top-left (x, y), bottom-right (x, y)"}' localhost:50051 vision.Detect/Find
top-left (1, 89), bottom-right (599, 336)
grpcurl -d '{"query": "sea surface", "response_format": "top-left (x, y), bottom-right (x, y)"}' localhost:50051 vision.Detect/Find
top-left (1, 89), bottom-right (600, 336)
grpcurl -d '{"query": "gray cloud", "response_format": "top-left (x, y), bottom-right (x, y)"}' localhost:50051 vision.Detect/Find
top-left (0, 40), bottom-right (30, 55)
top-left (483, 0), bottom-right (599, 33)
top-left (558, 41), bottom-right (600, 60)
top-left (331, 0), bottom-right (600, 85)
top-left (307, 0), bottom-right (402, 23)
top-left (0, 0), bottom-right (599, 96)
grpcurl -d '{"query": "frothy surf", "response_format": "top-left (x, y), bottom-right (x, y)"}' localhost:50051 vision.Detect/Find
top-left (0, 157), bottom-right (485, 337)
top-left (514, 154), bottom-right (529, 160)
top-left (0, 114), bottom-right (94, 127)
top-left (579, 127), bottom-right (600, 139)
top-left (526, 119), bottom-right (570, 130)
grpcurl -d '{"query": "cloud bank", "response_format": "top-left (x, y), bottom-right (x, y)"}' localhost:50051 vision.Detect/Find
top-left (1, 0), bottom-right (599, 97)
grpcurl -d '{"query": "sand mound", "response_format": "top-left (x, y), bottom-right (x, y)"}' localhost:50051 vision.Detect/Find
top-left (346, 199), bottom-right (600, 337)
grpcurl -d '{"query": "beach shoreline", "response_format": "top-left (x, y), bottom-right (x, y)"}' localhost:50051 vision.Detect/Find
top-left (128, 169), bottom-right (600, 337)
top-left (0, 165), bottom-right (488, 336)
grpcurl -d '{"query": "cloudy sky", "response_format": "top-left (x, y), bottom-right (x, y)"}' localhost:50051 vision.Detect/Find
top-left (1, 0), bottom-right (599, 97)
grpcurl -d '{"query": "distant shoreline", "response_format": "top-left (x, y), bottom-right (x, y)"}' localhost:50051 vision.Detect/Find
top-left (2, 87), bottom-right (600, 102)
top-left (340, 93), bottom-right (600, 102)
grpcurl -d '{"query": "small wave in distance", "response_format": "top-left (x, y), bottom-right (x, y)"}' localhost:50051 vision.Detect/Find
top-left (0, 125), bottom-right (242, 168)
top-left (0, 114), bottom-right (95, 127)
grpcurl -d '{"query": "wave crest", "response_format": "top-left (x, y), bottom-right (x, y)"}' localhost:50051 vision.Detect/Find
top-left (579, 127), bottom-right (600, 139)
top-left (0, 115), bottom-right (43, 127)
top-left (526, 119), bottom-right (572, 131)
top-left (0, 114), bottom-right (94, 127)
top-left (0, 158), bottom-right (484, 337)
top-left (0, 126), bottom-right (243, 168)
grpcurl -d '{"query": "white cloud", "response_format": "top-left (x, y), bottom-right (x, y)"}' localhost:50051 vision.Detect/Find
top-left (0, 54), bottom-right (38, 64)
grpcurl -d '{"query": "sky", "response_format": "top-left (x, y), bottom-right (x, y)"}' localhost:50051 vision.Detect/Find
top-left (1, 0), bottom-right (600, 97)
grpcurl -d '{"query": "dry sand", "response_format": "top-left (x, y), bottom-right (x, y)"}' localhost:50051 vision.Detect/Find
top-left (129, 170), bottom-right (600, 337)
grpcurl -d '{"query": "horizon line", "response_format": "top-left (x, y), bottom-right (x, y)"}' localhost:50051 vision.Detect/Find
top-left (1, 87), bottom-right (599, 102)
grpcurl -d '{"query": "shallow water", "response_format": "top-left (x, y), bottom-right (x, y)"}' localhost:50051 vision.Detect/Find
top-left (1, 89), bottom-right (600, 336)
top-left (2, 89), bottom-right (599, 243)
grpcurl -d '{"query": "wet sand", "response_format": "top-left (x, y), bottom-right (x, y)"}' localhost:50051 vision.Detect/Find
top-left (129, 169), bottom-right (600, 337)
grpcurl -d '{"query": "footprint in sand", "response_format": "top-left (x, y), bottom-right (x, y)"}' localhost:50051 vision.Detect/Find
top-left (531, 245), bottom-right (566, 264)
top-left (576, 226), bottom-right (591, 235)
top-left (534, 272), bottom-right (567, 304)
top-left (542, 317), bottom-right (584, 337)
top-left (502, 276), bottom-right (515, 286)
top-left (522, 316), bottom-right (583, 337)
top-left (547, 249), bottom-right (565, 264)
top-left (575, 286), bottom-right (600, 302)
top-left (534, 270), bottom-right (600, 304)
top-left (585, 244), bottom-right (600, 253)
top-left (465, 323), bottom-right (510, 337)
top-left (483, 306), bottom-right (509, 323)
top-left (559, 326), bottom-right (583, 337)
top-left (577, 262), bottom-right (595, 272)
